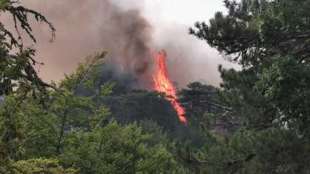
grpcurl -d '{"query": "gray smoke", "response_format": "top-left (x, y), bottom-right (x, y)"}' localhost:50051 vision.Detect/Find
top-left (18, 0), bottom-right (154, 86)
top-left (9, 0), bottom-right (233, 88)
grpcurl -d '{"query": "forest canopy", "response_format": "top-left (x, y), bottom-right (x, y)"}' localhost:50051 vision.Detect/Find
top-left (1, 0), bottom-right (310, 173)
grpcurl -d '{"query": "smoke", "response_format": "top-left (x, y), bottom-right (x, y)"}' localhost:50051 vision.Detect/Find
top-left (17, 0), bottom-right (153, 84)
top-left (10, 0), bottom-right (233, 88)
top-left (152, 24), bottom-right (226, 87)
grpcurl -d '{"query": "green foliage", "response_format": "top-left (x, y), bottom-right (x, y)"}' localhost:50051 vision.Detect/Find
top-left (60, 52), bottom-right (107, 92)
top-left (0, 2), bottom-right (59, 171)
top-left (201, 128), bottom-right (310, 174)
top-left (3, 0), bottom-right (310, 173)
top-left (179, 82), bottom-right (230, 130)
top-left (11, 158), bottom-right (78, 174)
top-left (0, 52), bottom-right (187, 173)
top-left (0, 95), bottom-right (27, 160)
top-left (190, 0), bottom-right (310, 173)
top-left (0, 0), bottom-right (55, 97)
top-left (0, 0), bottom-right (9, 10)
top-left (191, 0), bottom-right (310, 133)
top-left (257, 56), bottom-right (310, 135)
top-left (61, 122), bottom-right (183, 174)
top-left (191, 0), bottom-right (310, 66)
top-left (0, 157), bottom-right (77, 174)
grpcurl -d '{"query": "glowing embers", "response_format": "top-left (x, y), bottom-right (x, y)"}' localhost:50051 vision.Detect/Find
top-left (152, 50), bottom-right (187, 124)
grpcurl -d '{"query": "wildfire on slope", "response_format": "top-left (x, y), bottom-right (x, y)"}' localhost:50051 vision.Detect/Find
top-left (152, 50), bottom-right (187, 124)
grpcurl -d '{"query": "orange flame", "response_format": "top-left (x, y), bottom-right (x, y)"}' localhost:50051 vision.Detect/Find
top-left (152, 50), bottom-right (187, 124)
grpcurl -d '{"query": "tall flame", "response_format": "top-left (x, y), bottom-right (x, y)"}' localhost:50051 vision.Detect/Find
top-left (152, 50), bottom-right (187, 124)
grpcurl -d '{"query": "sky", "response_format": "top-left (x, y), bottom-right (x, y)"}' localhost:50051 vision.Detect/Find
top-left (17, 0), bottom-right (233, 86)
top-left (125, 0), bottom-right (232, 85)
top-left (115, 0), bottom-right (226, 25)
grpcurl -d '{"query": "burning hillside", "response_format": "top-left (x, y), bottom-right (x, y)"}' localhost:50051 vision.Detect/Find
top-left (9, 0), bottom-right (226, 125)
top-left (152, 51), bottom-right (187, 124)
top-left (14, 0), bottom-right (225, 85)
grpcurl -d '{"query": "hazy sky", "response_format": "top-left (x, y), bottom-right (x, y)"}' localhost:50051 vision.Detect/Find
top-left (114, 0), bottom-right (225, 25)
top-left (18, 0), bottom-right (233, 86)
top-left (139, 0), bottom-right (232, 85)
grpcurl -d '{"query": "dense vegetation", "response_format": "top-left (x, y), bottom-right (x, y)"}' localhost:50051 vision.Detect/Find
top-left (0, 0), bottom-right (310, 173)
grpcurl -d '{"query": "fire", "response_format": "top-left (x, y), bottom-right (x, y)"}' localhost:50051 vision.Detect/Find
top-left (152, 50), bottom-right (187, 124)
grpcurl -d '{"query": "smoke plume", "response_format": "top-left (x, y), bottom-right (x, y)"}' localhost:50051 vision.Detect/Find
top-left (7, 0), bottom-right (233, 87)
